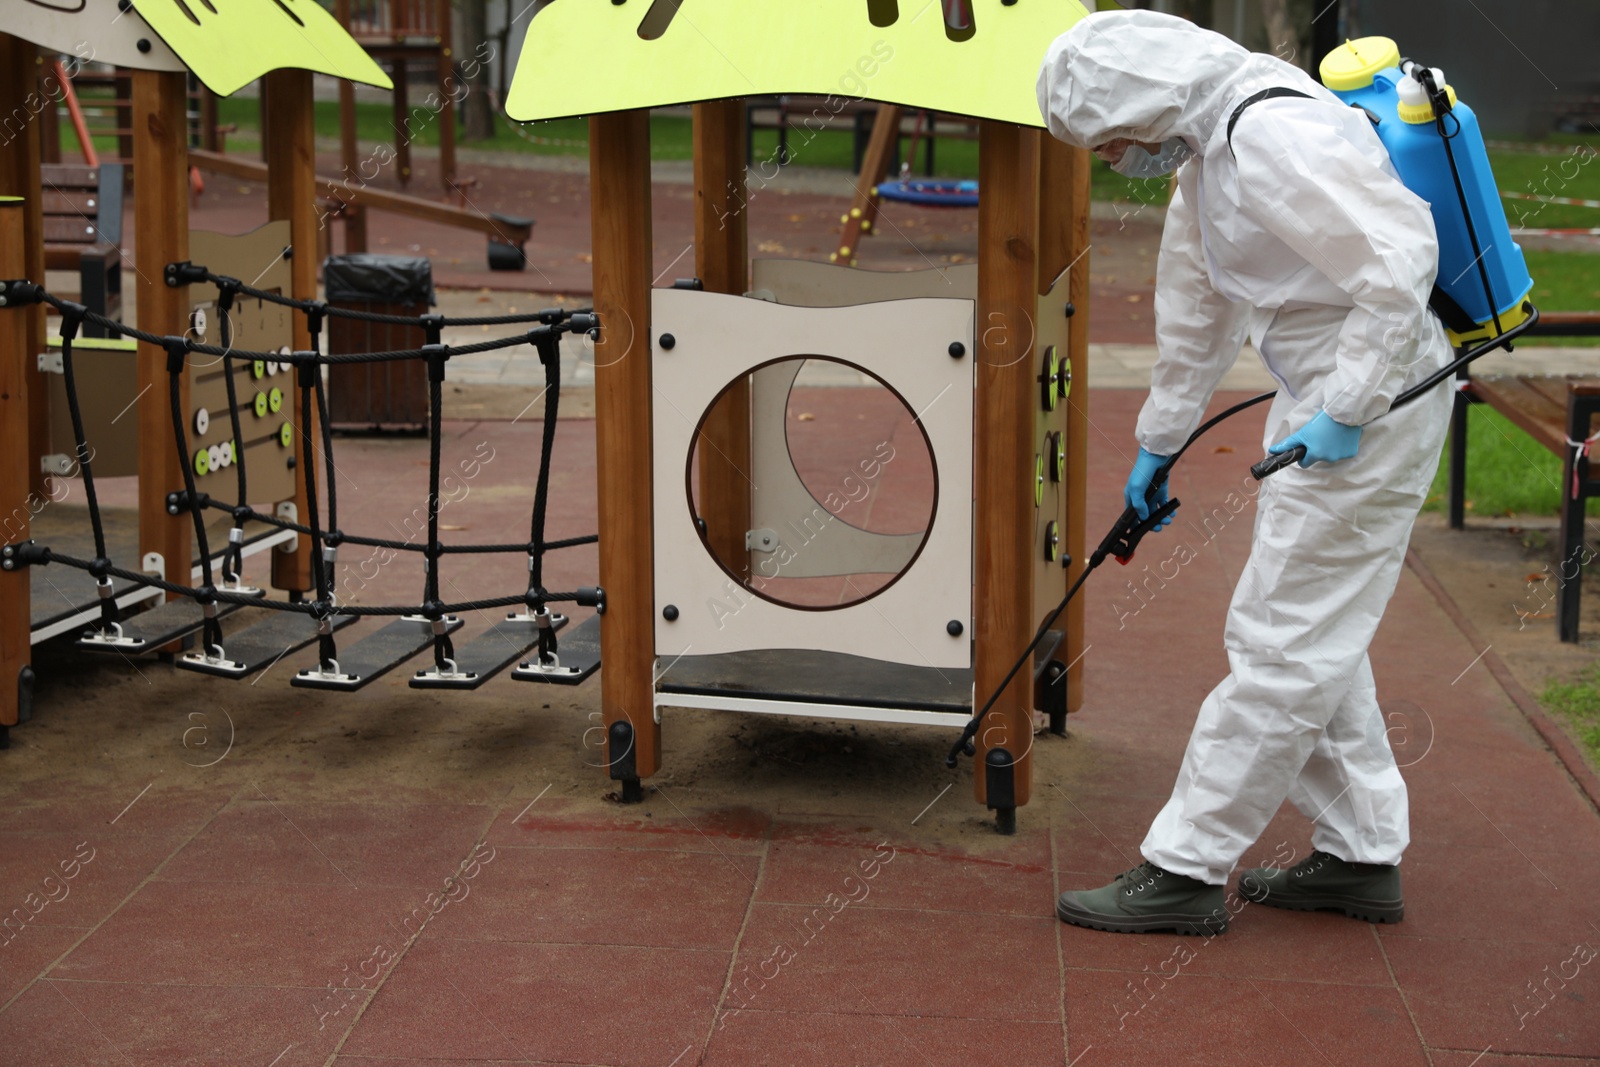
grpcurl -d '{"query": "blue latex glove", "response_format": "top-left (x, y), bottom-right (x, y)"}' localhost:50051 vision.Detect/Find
top-left (1124, 447), bottom-right (1174, 527)
top-left (1269, 410), bottom-right (1363, 468)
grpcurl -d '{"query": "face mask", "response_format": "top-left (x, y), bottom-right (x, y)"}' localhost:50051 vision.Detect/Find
top-left (1110, 137), bottom-right (1193, 179)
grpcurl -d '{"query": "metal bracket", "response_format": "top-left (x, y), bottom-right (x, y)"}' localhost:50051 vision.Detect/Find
top-left (219, 576), bottom-right (264, 597)
top-left (511, 655), bottom-right (582, 681)
top-left (275, 501), bottom-right (300, 553)
top-left (295, 659), bottom-right (360, 687)
top-left (1, 541), bottom-right (47, 571)
top-left (142, 552), bottom-right (166, 580)
top-left (0, 279), bottom-right (43, 307)
top-left (78, 621), bottom-right (145, 651)
top-left (402, 613), bottom-right (462, 627)
top-left (412, 658), bottom-right (479, 686)
top-left (179, 645), bottom-right (247, 675)
top-left (40, 454), bottom-right (73, 476)
top-left (37, 351), bottom-right (63, 375)
top-left (745, 528), bottom-right (779, 553)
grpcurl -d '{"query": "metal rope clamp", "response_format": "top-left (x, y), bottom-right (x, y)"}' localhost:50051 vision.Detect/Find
top-left (512, 605), bottom-right (579, 680)
top-left (413, 615), bottom-right (477, 685)
top-left (179, 600), bottom-right (246, 675)
top-left (219, 527), bottom-right (264, 597)
top-left (78, 577), bottom-right (141, 650)
top-left (295, 613), bottom-right (358, 687)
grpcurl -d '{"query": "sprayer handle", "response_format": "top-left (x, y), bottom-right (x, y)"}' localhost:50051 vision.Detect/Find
top-left (1250, 445), bottom-right (1306, 480)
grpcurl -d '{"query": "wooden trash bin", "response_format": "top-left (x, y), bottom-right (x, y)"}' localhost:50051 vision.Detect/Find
top-left (323, 253), bottom-right (434, 431)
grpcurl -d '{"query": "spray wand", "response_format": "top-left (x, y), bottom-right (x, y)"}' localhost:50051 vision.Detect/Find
top-left (945, 311), bottom-right (1538, 769)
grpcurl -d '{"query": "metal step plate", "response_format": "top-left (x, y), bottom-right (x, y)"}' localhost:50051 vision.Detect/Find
top-left (76, 597), bottom-right (249, 654)
top-left (656, 648), bottom-right (973, 714)
top-left (175, 611), bottom-right (357, 680)
top-left (410, 612), bottom-right (568, 691)
top-left (290, 616), bottom-right (464, 691)
top-left (511, 613), bottom-right (600, 686)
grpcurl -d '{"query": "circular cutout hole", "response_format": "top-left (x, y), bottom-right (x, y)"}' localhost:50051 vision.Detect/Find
top-left (689, 356), bottom-right (936, 611)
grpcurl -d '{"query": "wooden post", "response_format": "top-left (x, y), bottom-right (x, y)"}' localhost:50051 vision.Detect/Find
top-left (1038, 135), bottom-right (1091, 715)
top-left (0, 198), bottom-right (30, 732)
top-left (436, 0), bottom-right (456, 190)
top-left (589, 110), bottom-right (660, 782)
top-left (391, 57), bottom-right (412, 187)
top-left (132, 69), bottom-right (193, 596)
top-left (0, 37), bottom-right (50, 500)
top-left (339, 79), bottom-right (359, 180)
top-left (1062, 147), bottom-right (1091, 712)
top-left (39, 66), bottom-right (62, 165)
top-left (336, 0), bottom-right (360, 180)
top-left (200, 85), bottom-right (220, 152)
top-left (692, 100), bottom-right (751, 580)
top-left (263, 68), bottom-right (319, 594)
top-left (973, 122), bottom-right (1039, 814)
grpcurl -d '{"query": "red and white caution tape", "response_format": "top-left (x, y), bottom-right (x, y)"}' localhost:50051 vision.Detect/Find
top-left (1502, 190), bottom-right (1600, 210)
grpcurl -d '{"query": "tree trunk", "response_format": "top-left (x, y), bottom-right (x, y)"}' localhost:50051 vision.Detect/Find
top-left (460, 0), bottom-right (495, 141)
top-left (1260, 0), bottom-right (1300, 68)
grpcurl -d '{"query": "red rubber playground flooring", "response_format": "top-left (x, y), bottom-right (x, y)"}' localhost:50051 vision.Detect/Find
top-left (2, 390), bottom-right (1599, 1065)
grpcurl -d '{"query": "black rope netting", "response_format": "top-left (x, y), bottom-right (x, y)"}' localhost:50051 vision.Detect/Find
top-left (3, 268), bottom-right (600, 678)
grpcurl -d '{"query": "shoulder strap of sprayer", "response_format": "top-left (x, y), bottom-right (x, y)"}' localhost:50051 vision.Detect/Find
top-left (1225, 85), bottom-right (1478, 337)
top-left (1225, 86), bottom-right (1312, 154)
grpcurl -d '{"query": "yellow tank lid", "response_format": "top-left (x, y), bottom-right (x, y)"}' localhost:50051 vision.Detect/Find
top-left (1319, 36), bottom-right (1402, 91)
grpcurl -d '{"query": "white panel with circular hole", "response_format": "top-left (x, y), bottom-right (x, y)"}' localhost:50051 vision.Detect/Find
top-left (652, 288), bottom-right (973, 670)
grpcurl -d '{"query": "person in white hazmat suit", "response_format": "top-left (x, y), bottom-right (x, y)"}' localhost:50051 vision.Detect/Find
top-left (1038, 9), bottom-right (1452, 935)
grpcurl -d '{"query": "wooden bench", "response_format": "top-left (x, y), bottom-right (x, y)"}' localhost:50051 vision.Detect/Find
top-left (40, 162), bottom-right (124, 338)
top-left (1448, 311), bottom-right (1600, 641)
top-left (745, 96), bottom-right (977, 174)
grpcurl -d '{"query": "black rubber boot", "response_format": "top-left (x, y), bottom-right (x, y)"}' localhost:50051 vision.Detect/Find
top-left (1238, 849), bottom-right (1404, 924)
top-left (1056, 862), bottom-right (1228, 936)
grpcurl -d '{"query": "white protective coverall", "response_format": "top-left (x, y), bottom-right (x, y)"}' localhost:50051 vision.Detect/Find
top-left (1038, 10), bottom-right (1453, 885)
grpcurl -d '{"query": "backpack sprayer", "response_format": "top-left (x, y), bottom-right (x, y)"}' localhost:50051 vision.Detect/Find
top-left (947, 36), bottom-right (1540, 769)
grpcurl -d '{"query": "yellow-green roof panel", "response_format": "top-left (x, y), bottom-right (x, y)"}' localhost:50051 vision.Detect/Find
top-left (129, 0), bottom-right (393, 97)
top-left (506, 0), bottom-right (1090, 127)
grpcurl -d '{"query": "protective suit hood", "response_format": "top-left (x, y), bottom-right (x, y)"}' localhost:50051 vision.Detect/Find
top-left (1036, 9), bottom-right (1324, 152)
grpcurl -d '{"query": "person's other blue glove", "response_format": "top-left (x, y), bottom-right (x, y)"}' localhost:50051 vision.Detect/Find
top-left (1124, 447), bottom-right (1173, 527)
top-left (1268, 410), bottom-right (1363, 468)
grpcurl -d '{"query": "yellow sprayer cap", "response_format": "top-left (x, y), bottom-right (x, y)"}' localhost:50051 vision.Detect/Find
top-left (1398, 80), bottom-right (1458, 124)
top-left (1319, 36), bottom-right (1402, 92)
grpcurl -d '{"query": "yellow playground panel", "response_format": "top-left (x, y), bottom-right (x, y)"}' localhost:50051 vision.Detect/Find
top-left (506, 0), bottom-right (1086, 125)
top-left (504, 0), bottom-right (1097, 831)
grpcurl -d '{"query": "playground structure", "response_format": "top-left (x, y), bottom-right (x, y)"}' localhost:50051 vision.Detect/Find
top-left (4, 0), bottom-right (1095, 830)
top-left (335, 0), bottom-right (457, 192)
top-left (20, 10), bottom-right (532, 273)
top-left (833, 102), bottom-right (982, 266)
top-left (504, 0), bottom-right (1094, 828)
top-left (0, 0), bottom-right (392, 721)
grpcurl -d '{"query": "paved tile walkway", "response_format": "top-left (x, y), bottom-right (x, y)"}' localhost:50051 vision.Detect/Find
top-left (3, 384), bottom-right (1598, 1065)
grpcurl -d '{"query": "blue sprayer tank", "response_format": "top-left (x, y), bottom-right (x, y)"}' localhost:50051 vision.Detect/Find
top-left (1319, 37), bottom-right (1534, 346)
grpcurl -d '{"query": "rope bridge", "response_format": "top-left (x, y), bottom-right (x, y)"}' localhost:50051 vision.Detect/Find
top-left (0, 268), bottom-right (603, 691)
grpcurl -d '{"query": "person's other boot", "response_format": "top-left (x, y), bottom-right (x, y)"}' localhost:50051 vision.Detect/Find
top-left (1056, 862), bottom-right (1228, 935)
top-left (1237, 849), bottom-right (1404, 923)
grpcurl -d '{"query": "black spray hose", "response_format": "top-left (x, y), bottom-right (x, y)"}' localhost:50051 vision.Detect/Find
top-left (944, 390), bottom-right (1277, 768)
top-left (1249, 307), bottom-right (1539, 478)
top-left (947, 308), bottom-right (1540, 768)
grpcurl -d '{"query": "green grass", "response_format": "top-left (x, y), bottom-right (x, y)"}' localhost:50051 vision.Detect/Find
top-left (1521, 248), bottom-right (1600, 347)
top-left (1540, 664), bottom-right (1600, 770)
top-left (1488, 142), bottom-right (1600, 232)
top-left (1424, 405), bottom-right (1600, 517)
top-left (199, 96), bottom-right (1168, 202)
